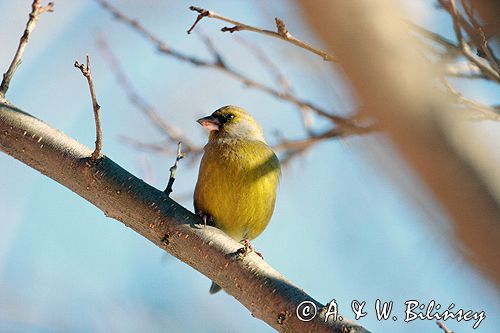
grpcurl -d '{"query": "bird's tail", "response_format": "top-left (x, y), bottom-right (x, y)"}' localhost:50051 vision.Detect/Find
top-left (209, 281), bottom-right (222, 294)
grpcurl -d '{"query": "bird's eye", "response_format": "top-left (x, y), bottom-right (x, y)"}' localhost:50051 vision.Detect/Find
top-left (225, 114), bottom-right (235, 121)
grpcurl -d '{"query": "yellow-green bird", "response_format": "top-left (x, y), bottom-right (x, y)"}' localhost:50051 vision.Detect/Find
top-left (194, 105), bottom-right (281, 294)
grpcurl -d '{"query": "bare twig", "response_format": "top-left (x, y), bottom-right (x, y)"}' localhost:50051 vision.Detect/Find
top-left (233, 36), bottom-right (316, 133)
top-left (236, 37), bottom-right (290, 93)
top-left (440, 0), bottom-right (500, 83)
top-left (196, 31), bottom-right (226, 68)
top-left (274, 123), bottom-right (376, 165)
top-left (95, 0), bottom-right (206, 66)
top-left (164, 142), bottom-right (184, 196)
top-left (227, 66), bottom-right (353, 126)
top-left (0, 0), bottom-right (54, 100)
top-left (234, 36), bottom-right (292, 94)
top-left (460, 0), bottom-right (500, 74)
top-left (274, 126), bottom-right (373, 152)
top-left (187, 6), bottom-right (334, 61)
top-left (439, 76), bottom-right (500, 120)
top-left (408, 21), bottom-right (496, 82)
top-left (408, 16), bottom-right (498, 119)
top-left (436, 320), bottom-right (454, 333)
top-left (74, 55), bottom-right (102, 161)
top-left (121, 137), bottom-right (177, 155)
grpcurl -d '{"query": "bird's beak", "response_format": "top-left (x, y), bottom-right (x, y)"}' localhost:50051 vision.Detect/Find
top-left (197, 115), bottom-right (221, 131)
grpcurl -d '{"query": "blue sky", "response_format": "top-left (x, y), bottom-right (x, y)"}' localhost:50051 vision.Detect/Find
top-left (0, 1), bottom-right (498, 332)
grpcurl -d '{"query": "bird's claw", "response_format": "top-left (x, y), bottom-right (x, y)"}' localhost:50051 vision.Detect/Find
top-left (240, 239), bottom-right (264, 259)
top-left (197, 211), bottom-right (213, 228)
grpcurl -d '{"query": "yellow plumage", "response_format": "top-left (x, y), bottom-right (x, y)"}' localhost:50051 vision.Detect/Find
top-left (193, 106), bottom-right (280, 293)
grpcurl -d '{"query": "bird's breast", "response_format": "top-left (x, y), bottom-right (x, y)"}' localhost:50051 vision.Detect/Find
top-left (194, 139), bottom-right (280, 241)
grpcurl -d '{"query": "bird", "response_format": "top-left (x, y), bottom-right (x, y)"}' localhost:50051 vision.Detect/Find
top-left (194, 105), bottom-right (281, 294)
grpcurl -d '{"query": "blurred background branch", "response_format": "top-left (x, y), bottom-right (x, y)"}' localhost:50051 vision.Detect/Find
top-left (298, 0), bottom-right (500, 286)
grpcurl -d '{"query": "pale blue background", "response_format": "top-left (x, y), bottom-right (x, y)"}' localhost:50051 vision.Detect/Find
top-left (0, 1), bottom-right (498, 332)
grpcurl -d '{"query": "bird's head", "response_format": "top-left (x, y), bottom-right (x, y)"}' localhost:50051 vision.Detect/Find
top-left (197, 105), bottom-right (265, 142)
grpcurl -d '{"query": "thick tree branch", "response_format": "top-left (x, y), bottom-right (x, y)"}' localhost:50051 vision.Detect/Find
top-left (187, 6), bottom-right (335, 61)
top-left (0, 102), bottom-right (369, 333)
top-left (0, 0), bottom-right (54, 101)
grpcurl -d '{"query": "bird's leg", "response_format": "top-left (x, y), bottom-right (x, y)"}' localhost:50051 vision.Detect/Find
top-left (240, 239), bottom-right (264, 259)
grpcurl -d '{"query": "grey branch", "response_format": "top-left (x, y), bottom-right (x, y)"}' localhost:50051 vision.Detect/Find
top-left (0, 0), bottom-right (54, 101)
top-left (233, 35), bottom-right (292, 95)
top-left (187, 6), bottom-right (335, 61)
top-left (0, 102), bottom-right (370, 333)
top-left (74, 55), bottom-right (103, 161)
top-left (274, 124), bottom-right (377, 165)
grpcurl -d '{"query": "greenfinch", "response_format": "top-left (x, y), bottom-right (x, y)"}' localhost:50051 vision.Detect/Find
top-left (194, 105), bottom-right (281, 294)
